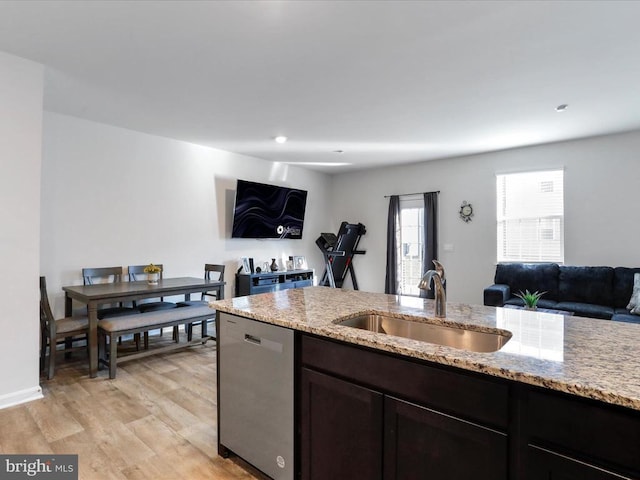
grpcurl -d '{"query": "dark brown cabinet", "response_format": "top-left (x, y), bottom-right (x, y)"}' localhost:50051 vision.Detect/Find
top-left (219, 316), bottom-right (640, 480)
top-left (299, 334), bottom-right (509, 480)
top-left (300, 368), bottom-right (508, 480)
top-left (301, 368), bottom-right (383, 480)
top-left (523, 389), bottom-right (640, 480)
top-left (384, 396), bottom-right (507, 480)
top-left (527, 446), bottom-right (632, 480)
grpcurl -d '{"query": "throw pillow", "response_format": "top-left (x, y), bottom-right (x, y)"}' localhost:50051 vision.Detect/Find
top-left (627, 273), bottom-right (640, 314)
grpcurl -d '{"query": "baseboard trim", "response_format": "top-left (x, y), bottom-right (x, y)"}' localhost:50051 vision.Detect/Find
top-left (0, 385), bottom-right (43, 410)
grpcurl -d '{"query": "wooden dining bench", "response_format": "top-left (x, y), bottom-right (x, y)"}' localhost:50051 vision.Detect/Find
top-left (98, 304), bottom-right (215, 378)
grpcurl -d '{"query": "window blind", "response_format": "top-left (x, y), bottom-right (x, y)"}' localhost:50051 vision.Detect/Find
top-left (497, 169), bottom-right (564, 263)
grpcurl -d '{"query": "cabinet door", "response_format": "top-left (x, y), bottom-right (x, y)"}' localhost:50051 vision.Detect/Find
top-left (384, 396), bottom-right (508, 480)
top-left (527, 446), bottom-right (634, 480)
top-left (301, 368), bottom-right (383, 480)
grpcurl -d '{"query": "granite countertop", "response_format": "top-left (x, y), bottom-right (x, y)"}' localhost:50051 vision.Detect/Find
top-left (212, 286), bottom-right (640, 411)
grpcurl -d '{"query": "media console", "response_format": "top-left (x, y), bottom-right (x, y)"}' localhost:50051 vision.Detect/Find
top-left (235, 269), bottom-right (314, 296)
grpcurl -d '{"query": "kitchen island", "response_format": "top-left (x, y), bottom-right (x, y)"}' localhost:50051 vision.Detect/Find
top-left (213, 286), bottom-right (640, 480)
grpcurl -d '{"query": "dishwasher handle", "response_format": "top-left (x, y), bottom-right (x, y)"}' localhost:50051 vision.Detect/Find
top-left (244, 333), bottom-right (284, 353)
top-left (244, 334), bottom-right (262, 345)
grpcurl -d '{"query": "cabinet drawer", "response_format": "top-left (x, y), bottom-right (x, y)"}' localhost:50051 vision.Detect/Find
top-left (301, 334), bottom-right (508, 430)
top-left (385, 396), bottom-right (507, 480)
top-left (527, 445), bottom-right (634, 480)
top-left (526, 389), bottom-right (640, 474)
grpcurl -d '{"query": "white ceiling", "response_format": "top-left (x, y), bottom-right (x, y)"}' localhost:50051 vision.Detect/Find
top-left (1, 1), bottom-right (639, 174)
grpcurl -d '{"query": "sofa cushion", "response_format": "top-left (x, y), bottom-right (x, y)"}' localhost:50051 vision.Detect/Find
top-left (494, 263), bottom-right (560, 301)
top-left (613, 267), bottom-right (640, 308)
top-left (554, 302), bottom-right (614, 320)
top-left (558, 266), bottom-right (614, 306)
top-left (611, 313), bottom-right (640, 324)
top-left (484, 284), bottom-right (510, 307)
top-left (615, 307), bottom-right (633, 315)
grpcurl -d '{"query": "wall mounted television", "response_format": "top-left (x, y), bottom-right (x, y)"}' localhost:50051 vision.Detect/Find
top-left (231, 179), bottom-right (308, 239)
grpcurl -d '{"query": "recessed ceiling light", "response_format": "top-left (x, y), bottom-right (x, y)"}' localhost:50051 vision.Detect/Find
top-left (555, 104), bottom-right (569, 112)
top-left (274, 136), bottom-right (288, 144)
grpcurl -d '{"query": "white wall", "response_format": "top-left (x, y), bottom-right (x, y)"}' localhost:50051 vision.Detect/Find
top-left (41, 113), bottom-right (333, 317)
top-left (331, 130), bottom-right (640, 304)
top-left (0, 52), bottom-right (44, 408)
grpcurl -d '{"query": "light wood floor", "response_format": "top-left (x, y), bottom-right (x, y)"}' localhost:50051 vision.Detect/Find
top-left (0, 328), bottom-right (262, 480)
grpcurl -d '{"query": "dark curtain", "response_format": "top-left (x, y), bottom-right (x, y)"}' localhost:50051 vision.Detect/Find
top-left (384, 195), bottom-right (400, 294)
top-left (420, 192), bottom-right (439, 299)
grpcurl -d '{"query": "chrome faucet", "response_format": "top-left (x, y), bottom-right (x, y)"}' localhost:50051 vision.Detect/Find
top-left (417, 260), bottom-right (446, 318)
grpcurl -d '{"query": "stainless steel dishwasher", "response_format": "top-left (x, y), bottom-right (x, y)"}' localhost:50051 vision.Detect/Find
top-left (218, 312), bottom-right (294, 480)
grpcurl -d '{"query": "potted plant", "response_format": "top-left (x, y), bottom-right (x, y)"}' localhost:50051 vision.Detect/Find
top-left (143, 263), bottom-right (161, 285)
top-left (514, 289), bottom-right (545, 310)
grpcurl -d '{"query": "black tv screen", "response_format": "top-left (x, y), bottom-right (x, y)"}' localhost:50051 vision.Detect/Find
top-left (231, 180), bottom-right (308, 239)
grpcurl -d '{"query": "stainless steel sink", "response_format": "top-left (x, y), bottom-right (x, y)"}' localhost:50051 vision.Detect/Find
top-left (336, 314), bottom-right (511, 353)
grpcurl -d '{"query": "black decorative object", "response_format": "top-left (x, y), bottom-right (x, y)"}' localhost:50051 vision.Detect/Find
top-left (270, 258), bottom-right (278, 272)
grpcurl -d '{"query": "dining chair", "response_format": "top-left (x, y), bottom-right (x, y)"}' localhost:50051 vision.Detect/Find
top-left (40, 276), bottom-right (89, 380)
top-left (129, 263), bottom-right (178, 340)
top-left (83, 265), bottom-right (144, 349)
top-left (82, 266), bottom-right (138, 319)
top-left (128, 264), bottom-right (177, 312)
top-left (177, 263), bottom-right (225, 340)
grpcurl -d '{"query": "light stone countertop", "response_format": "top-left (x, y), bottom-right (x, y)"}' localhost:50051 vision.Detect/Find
top-left (212, 286), bottom-right (640, 411)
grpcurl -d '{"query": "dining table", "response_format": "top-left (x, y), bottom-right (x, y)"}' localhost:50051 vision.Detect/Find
top-left (63, 277), bottom-right (225, 377)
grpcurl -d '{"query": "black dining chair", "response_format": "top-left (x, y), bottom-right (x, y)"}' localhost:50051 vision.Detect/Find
top-left (177, 263), bottom-right (225, 340)
top-left (129, 264), bottom-right (178, 341)
top-left (40, 276), bottom-right (89, 379)
top-left (83, 265), bottom-right (142, 349)
top-left (128, 264), bottom-right (177, 312)
top-left (82, 266), bottom-right (138, 319)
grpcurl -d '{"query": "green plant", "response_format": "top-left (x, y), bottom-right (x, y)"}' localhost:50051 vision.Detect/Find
top-left (143, 263), bottom-right (161, 274)
top-left (514, 289), bottom-right (546, 308)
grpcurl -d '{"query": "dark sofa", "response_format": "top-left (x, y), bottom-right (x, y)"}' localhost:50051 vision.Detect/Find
top-left (483, 263), bottom-right (640, 323)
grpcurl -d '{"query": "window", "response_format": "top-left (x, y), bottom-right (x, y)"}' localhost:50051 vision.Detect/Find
top-left (497, 169), bottom-right (564, 263)
top-left (398, 196), bottom-right (424, 296)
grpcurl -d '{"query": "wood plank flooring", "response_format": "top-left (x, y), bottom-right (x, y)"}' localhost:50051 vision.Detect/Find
top-left (0, 328), bottom-right (263, 480)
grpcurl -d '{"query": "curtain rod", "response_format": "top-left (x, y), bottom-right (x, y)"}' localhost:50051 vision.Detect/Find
top-left (384, 190), bottom-right (440, 198)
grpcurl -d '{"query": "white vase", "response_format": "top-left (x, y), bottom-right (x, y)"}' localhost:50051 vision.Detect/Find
top-left (147, 273), bottom-right (159, 285)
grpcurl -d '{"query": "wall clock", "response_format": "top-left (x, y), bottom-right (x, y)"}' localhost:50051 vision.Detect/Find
top-left (459, 201), bottom-right (473, 223)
